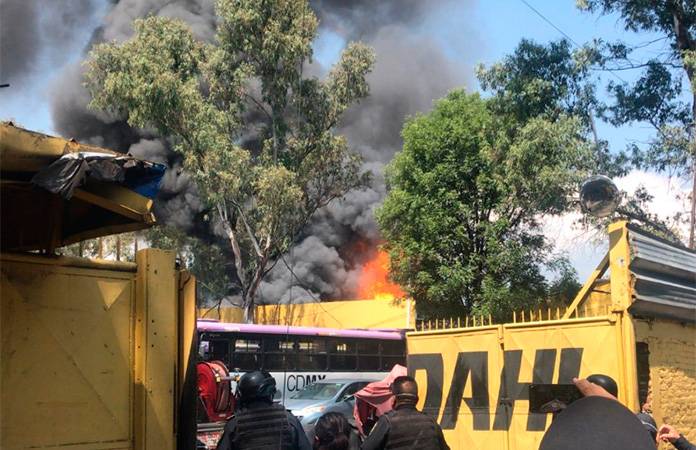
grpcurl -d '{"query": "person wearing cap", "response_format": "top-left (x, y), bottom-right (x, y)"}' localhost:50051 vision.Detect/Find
top-left (216, 371), bottom-right (311, 450)
top-left (360, 375), bottom-right (449, 450)
top-left (657, 424), bottom-right (696, 450)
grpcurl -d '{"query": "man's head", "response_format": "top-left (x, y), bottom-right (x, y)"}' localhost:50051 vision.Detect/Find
top-left (391, 376), bottom-right (419, 408)
top-left (237, 371), bottom-right (276, 405)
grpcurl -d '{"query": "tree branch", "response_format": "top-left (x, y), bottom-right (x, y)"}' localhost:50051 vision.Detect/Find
top-left (592, 62), bottom-right (684, 72)
top-left (244, 93), bottom-right (273, 123)
top-left (230, 199), bottom-right (263, 258)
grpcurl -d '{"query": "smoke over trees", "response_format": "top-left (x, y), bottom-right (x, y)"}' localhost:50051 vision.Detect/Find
top-left (28, 0), bottom-right (475, 307)
top-left (85, 2), bottom-right (378, 321)
top-left (0, 0), bottom-right (101, 87)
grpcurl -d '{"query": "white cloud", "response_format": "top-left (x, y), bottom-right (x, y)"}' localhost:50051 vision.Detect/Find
top-left (615, 170), bottom-right (691, 238)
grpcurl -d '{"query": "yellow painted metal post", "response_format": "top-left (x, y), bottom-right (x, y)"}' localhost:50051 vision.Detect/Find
top-left (177, 271), bottom-right (198, 449)
top-left (135, 249), bottom-right (177, 450)
top-left (178, 272), bottom-right (197, 399)
top-left (608, 221), bottom-right (640, 411)
top-left (562, 254), bottom-right (609, 319)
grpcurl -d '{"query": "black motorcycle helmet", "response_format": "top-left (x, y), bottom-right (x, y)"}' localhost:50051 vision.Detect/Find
top-left (587, 374), bottom-right (618, 398)
top-left (237, 371), bottom-right (277, 404)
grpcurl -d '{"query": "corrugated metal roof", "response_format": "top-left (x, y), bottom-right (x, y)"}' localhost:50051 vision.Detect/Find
top-left (627, 224), bottom-right (696, 323)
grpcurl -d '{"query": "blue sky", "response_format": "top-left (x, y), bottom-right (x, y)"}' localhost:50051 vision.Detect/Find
top-left (1, 0), bottom-right (686, 280)
top-left (311, 0), bottom-right (671, 155)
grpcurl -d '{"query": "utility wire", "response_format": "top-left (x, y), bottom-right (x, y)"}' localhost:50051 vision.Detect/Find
top-left (518, 0), bottom-right (582, 48)
top-left (516, 0), bottom-right (628, 84)
top-left (280, 255), bottom-right (343, 325)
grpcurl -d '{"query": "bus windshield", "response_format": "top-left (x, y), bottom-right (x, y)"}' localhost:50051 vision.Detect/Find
top-left (290, 382), bottom-right (343, 400)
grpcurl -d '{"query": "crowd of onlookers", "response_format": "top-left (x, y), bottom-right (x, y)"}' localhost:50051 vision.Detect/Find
top-left (214, 370), bottom-right (694, 450)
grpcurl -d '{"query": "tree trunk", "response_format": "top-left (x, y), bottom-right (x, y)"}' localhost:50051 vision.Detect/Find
top-left (242, 294), bottom-right (255, 323)
top-left (216, 203), bottom-right (255, 321)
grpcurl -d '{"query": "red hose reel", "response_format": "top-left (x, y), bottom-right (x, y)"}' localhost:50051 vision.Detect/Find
top-left (197, 360), bottom-right (235, 423)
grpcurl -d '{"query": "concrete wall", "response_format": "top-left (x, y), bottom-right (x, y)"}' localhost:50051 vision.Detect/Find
top-left (199, 305), bottom-right (245, 323)
top-left (198, 297), bottom-right (415, 329)
top-left (634, 318), bottom-right (696, 448)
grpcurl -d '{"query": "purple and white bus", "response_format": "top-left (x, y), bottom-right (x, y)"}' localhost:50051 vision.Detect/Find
top-left (197, 319), bottom-right (406, 401)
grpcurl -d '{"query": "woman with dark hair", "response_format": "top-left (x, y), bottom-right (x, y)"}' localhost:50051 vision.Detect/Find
top-left (313, 412), bottom-right (359, 450)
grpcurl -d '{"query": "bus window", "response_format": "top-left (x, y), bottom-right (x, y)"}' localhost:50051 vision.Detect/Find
top-left (263, 336), bottom-right (294, 371)
top-left (297, 339), bottom-right (328, 371)
top-left (380, 340), bottom-right (404, 355)
top-left (381, 356), bottom-right (403, 371)
top-left (359, 355), bottom-right (381, 371)
top-left (208, 340), bottom-right (230, 365)
top-left (380, 340), bottom-right (406, 370)
top-left (358, 340), bottom-right (379, 354)
top-left (329, 339), bottom-right (357, 371)
top-left (232, 337), bottom-right (262, 371)
top-left (357, 340), bottom-right (380, 371)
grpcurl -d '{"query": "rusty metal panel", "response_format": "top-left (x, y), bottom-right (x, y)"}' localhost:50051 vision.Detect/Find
top-left (1, 254), bottom-right (136, 449)
top-left (626, 223), bottom-right (696, 322)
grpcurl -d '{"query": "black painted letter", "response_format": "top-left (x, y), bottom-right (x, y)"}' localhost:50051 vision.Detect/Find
top-left (440, 351), bottom-right (489, 430)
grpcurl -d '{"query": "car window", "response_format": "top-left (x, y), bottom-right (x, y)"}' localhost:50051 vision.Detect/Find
top-left (340, 382), bottom-right (368, 400)
top-left (290, 382), bottom-right (343, 400)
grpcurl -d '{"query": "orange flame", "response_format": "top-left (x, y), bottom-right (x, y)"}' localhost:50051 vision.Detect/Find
top-left (357, 250), bottom-right (405, 301)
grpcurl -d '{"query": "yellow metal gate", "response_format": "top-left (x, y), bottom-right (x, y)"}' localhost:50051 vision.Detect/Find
top-left (1, 250), bottom-right (195, 450)
top-left (407, 315), bottom-right (631, 450)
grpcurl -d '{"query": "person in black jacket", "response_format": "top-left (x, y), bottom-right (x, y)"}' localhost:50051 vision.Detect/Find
top-left (539, 378), bottom-right (657, 450)
top-left (658, 424), bottom-right (696, 450)
top-left (361, 376), bottom-right (449, 450)
top-left (216, 371), bottom-right (311, 450)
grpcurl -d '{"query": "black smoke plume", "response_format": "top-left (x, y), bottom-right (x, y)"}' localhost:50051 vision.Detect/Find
top-left (0, 0), bottom-right (101, 88)
top-left (38, 0), bottom-right (476, 304)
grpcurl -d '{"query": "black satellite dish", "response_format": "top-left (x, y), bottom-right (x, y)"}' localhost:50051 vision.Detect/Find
top-left (579, 175), bottom-right (620, 218)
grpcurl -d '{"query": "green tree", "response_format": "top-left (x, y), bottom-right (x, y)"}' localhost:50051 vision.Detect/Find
top-left (578, 0), bottom-right (696, 247)
top-left (477, 39), bottom-right (619, 172)
top-left (479, 38), bottom-right (682, 242)
top-left (377, 91), bottom-right (593, 320)
top-left (85, 0), bottom-right (375, 321)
